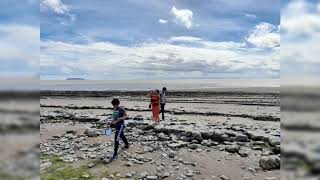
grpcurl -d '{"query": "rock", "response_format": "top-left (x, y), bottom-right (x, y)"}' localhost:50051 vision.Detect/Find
top-left (192, 132), bottom-right (203, 142)
top-left (185, 170), bottom-right (194, 177)
top-left (220, 175), bottom-right (230, 180)
top-left (101, 178), bottom-right (110, 180)
top-left (182, 131), bottom-right (193, 137)
top-left (162, 172), bottom-right (170, 178)
top-left (157, 132), bottom-right (170, 141)
top-left (188, 143), bottom-right (201, 150)
top-left (82, 174), bottom-right (90, 178)
top-left (201, 140), bottom-right (212, 147)
top-left (40, 161), bottom-right (52, 170)
top-left (66, 130), bottom-right (76, 134)
top-left (211, 130), bottom-right (228, 142)
top-left (269, 137), bottom-right (280, 146)
top-left (168, 151), bottom-right (175, 158)
top-left (125, 173), bottom-right (132, 178)
top-left (247, 131), bottom-right (269, 141)
top-left (252, 146), bottom-right (263, 151)
top-left (84, 128), bottom-right (99, 137)
top-left (124, 161), bottom-right (133, 166)
top-left (259, 155), bottom-right (280, 170)
top-left (201, 132), bottom-right (212, 139)
top-left (146, 175), bottom-right (158, 180)
top-left (265, 177), bottom-right (277, 180)
top-left (225, 145), bottom-right (240, 153)
top-left (238, 149), bottom-right (249, 157)
top-left (168, 141), bottom-right (188, 148)
top-left (248, 167), bottom-right (256, 174)
top-left (235, 134), bottom-right (248, 142)
top-left (140, 171), bottom-right (148, 178)
top-left (88, 163), bottom-right (95, 168)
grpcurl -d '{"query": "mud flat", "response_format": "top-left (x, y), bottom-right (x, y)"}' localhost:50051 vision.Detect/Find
top-left (281, 86), bottom-right (320, 180)
top-left (0, 92), bottom-right (39, 179)
top-left (40, 89), bottom-right (280, 179)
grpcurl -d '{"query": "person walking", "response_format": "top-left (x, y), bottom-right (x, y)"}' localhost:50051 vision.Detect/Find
top-left (159, 87), bottom-right (167, 120)
top-left (105, 98), bottom-right (129, 162)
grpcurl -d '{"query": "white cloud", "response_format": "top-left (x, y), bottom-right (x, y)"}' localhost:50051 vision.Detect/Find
top-left (40, 0), bottom-right (69, 14)
top-left (0, 24), bottom-right (40, 74)
top-left (40, 0), bottom-right (75, 21)
top-left (244, 13), bottom-right (256, 19)
top-left (0, 24), bottom-right (39, 67)
top-left (169, 36), bottom-right (202, 43)
top-left (41, 36), bottom-right (279, 78)
top-left (158, 19), bottom-right (168, 24)
top-left (246, 22), bottom-right (280, 48)
top-left (281, 0), bottom-right (320, 67)
top-left (170, 6), bottom-right (193, 29)
top-left (282, 0), bottom-right (320, 36)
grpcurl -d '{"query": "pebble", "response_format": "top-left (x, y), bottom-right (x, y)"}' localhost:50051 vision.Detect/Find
top-left (220, 175), bottom-right (230, 180)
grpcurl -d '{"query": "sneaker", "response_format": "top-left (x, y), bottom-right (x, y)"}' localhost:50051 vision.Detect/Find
top-left (123, 144), bottom-right (130, 149)
top-left (110, 155), bottom-right (117, 161)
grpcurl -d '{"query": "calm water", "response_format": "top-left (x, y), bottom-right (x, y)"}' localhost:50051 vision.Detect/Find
top-left (40, 79), bottom-right (280, 91)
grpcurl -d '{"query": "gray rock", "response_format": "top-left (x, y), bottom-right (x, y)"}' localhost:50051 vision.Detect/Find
top-left (146, 175), bottom-right (158, 180)
top-left (192, 132), bottom-right (203, 142)
top-left (201, 140), bottom-right (212, 147)
top-left (220, 175), bottom-right (230, 180)
top-left (40, 161), bottom-right (52, 170)
top-left (188, 143), bottom-right (201, 150)
top-left (225, 145), bottom-right (240, 153)
top-left (265, 177), bottom-right (277, 180)
top-left (168, 141), bottom-right (188, 148)
top-left (124, 161), bottom-right (133, 166)
top-left (139, 171), bottom-right (148, 178)
top-left (168, 151), bottom-right (175, 158)
top-left (88, 163), bottom-right (95, 168)
top-left (235, 134), bottom-right (248, 142)
top-left (238, 149), bottom-right (249, 157)
top-left (259, 155), bottom-right (280, 170)
top-left (248, 167), bottom-right (256, 174)
top-left (269, 138), bottom-right (280, 146)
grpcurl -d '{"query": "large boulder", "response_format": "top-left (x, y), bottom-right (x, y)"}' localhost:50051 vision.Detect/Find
top-left (259, 155), bottom-right (280, 170)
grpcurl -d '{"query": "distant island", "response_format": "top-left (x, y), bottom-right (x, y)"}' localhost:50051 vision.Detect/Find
top-left (66, 78), bottom-right (85, 80)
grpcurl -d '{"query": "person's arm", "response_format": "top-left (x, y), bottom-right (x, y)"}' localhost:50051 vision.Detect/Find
top-left (146, 91), bottom-right (153, 98)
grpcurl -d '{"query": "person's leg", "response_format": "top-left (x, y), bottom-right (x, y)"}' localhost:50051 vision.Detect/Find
top-left (161, 104), bottom-right (165, 120)
top-left (120, 131), bottom-right (129, 148)
top-left (155, 105), bottom-right (160, 122)
top-left (113, 125), bottom-right (124, 158)
top-left (152, 105), bottom-right (157, 122)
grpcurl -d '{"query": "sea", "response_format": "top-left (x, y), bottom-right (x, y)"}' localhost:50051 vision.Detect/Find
top-left (40, 79), bottom-right (280, 91)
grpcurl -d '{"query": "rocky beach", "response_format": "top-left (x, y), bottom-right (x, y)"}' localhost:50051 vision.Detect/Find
top-left (40, 88), bottom-right (280, 180)
top-left (0, 91), bottom-right (40, 179)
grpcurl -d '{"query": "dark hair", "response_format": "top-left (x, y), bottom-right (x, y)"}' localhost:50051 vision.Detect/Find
top-left (162, 87), bottom-right (167, 91)
top-left (111, 98), bottom-right (120, 106)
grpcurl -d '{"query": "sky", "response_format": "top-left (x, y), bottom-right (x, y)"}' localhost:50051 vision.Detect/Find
top-left (281, 0), bottom-right (320, 80)
top-left (0, 0), bottom-right (39, 77)
top-left (39, 0), bottom-right (281, 80)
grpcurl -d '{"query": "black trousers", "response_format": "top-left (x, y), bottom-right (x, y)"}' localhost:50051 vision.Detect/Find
top-left (113, 124), bottom-right (128, 157)
top-left (159, 103), bottom-right (165, 120)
